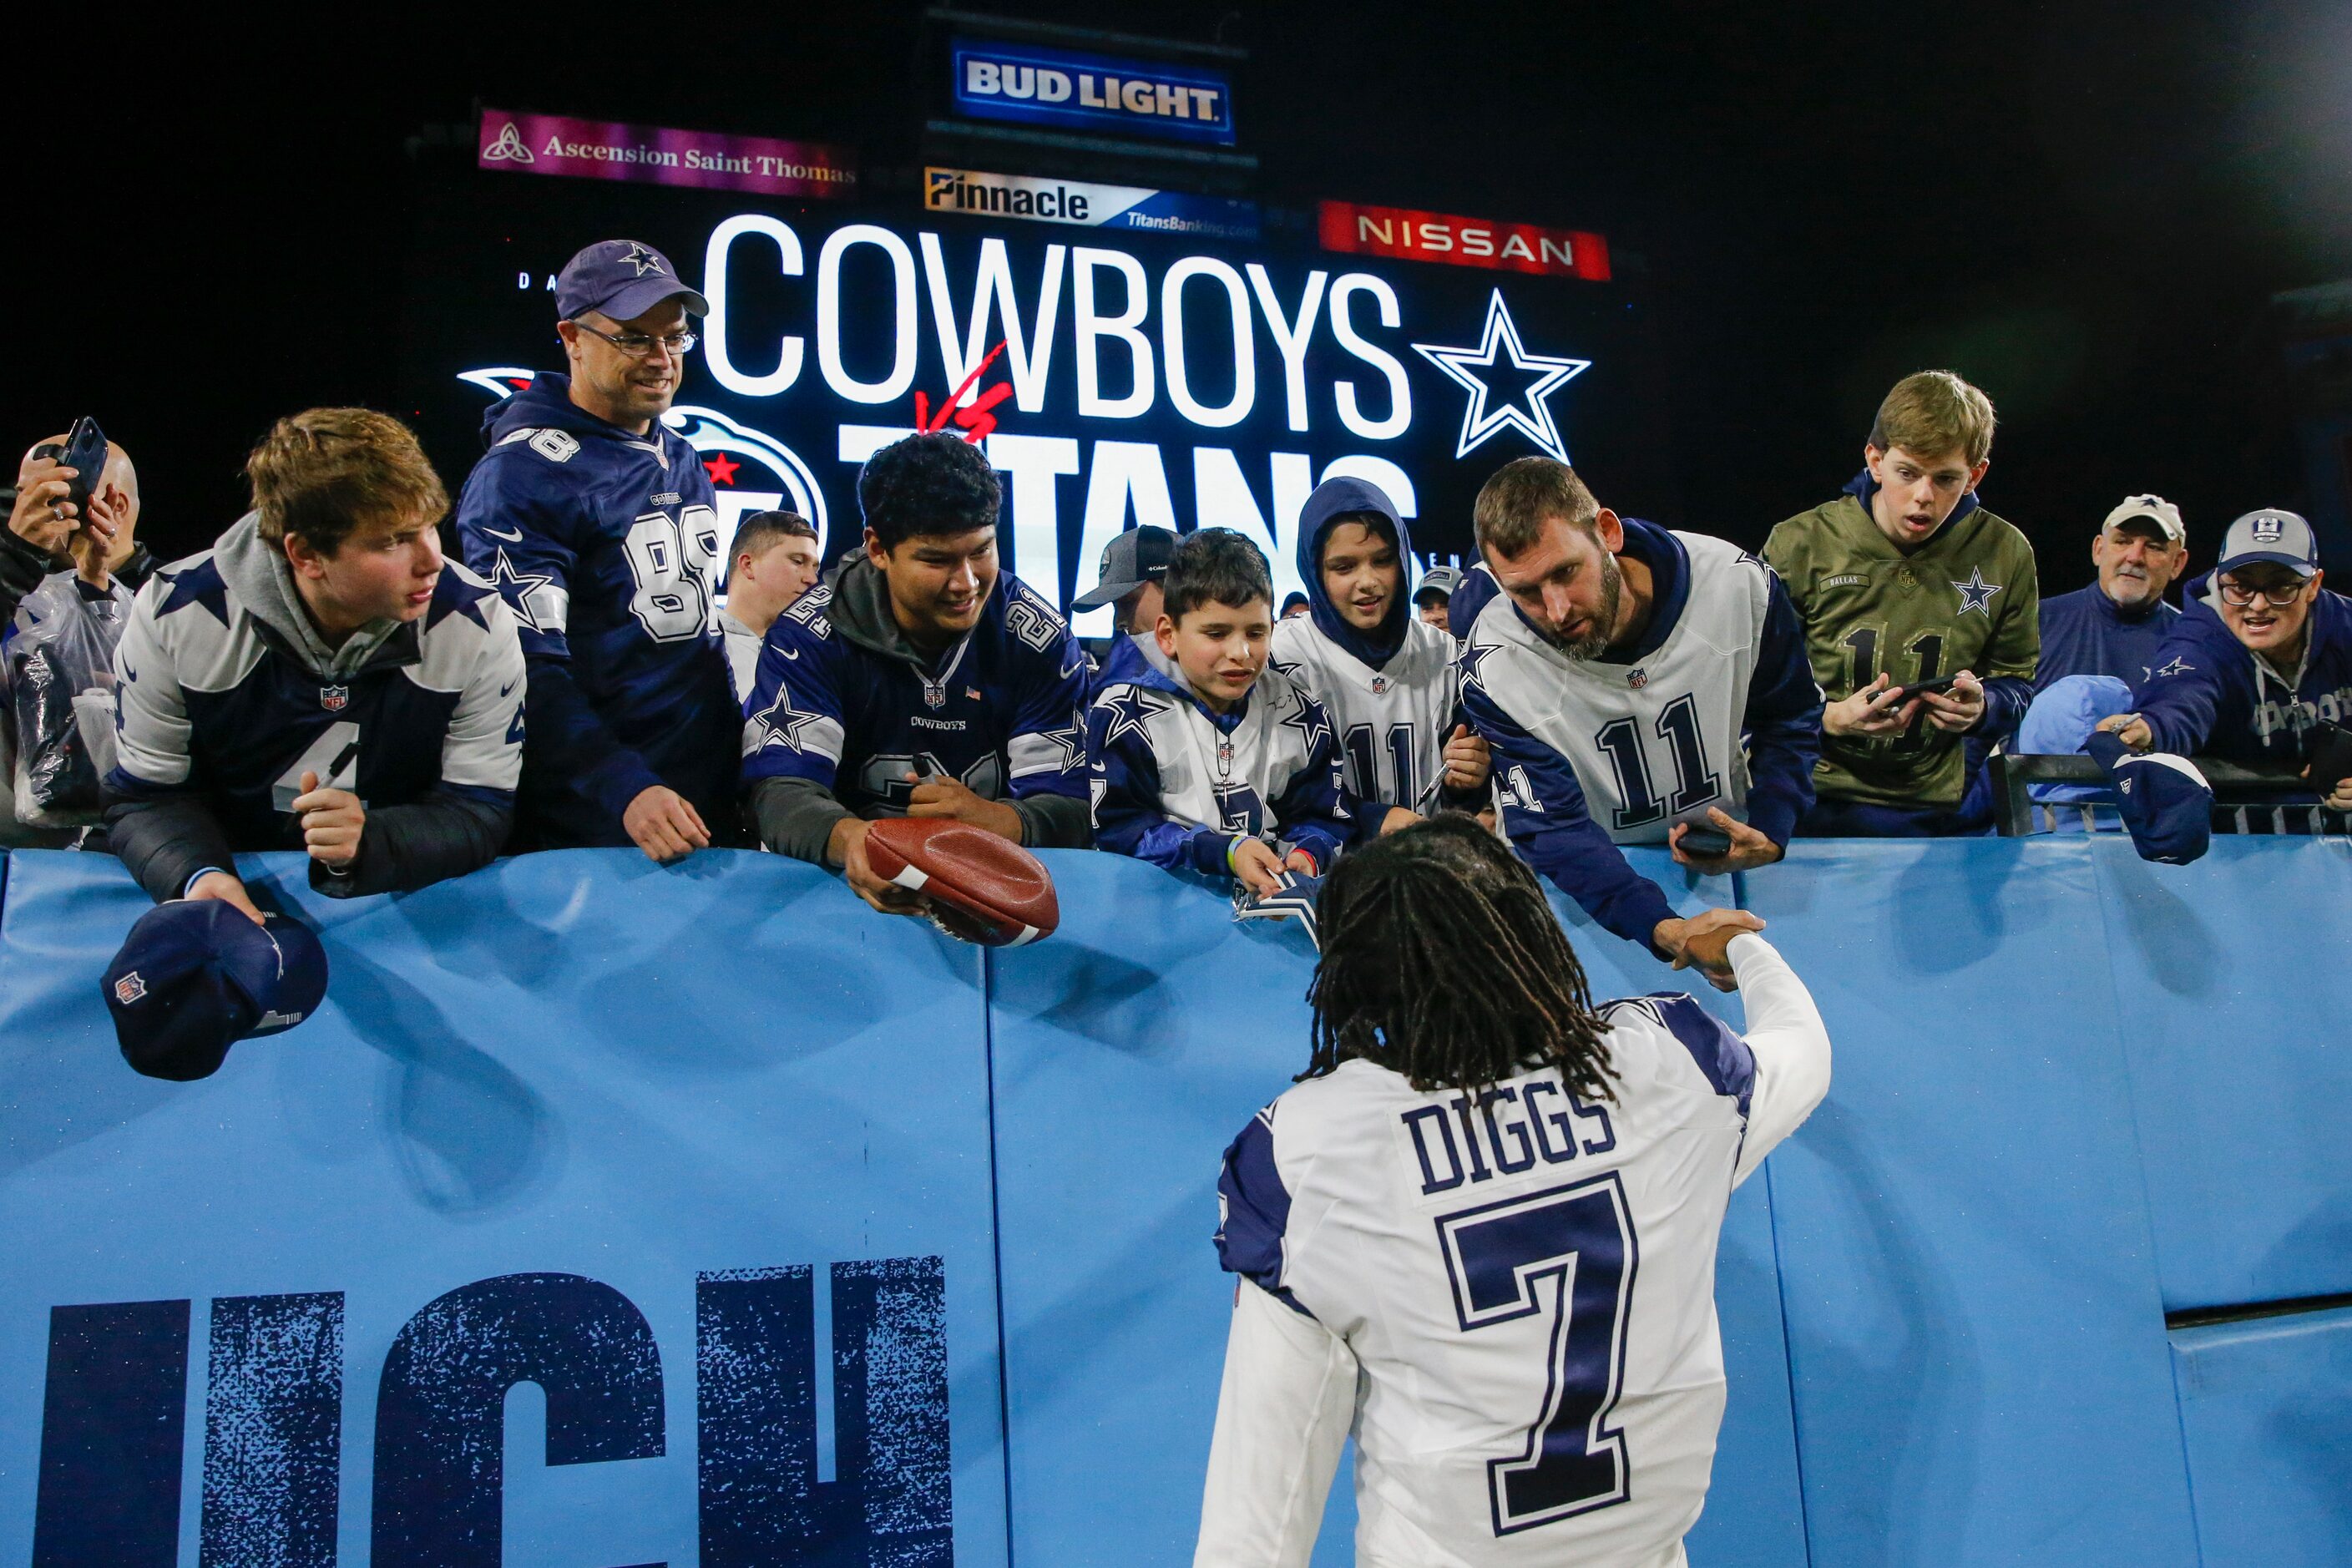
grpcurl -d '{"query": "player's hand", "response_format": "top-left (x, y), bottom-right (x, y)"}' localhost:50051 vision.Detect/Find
top-left (1441, 724), bottom-right (1491, 792)
top-left (2096, 712), bottom-right (2152, 750)
top-left (9, 458), bottom-right (79, 555)
top-left (830, 816), bottom-right (927, 916)
top-left (904, 770), bottom-right (1024, 841)
top-left (1282, 847), bottom-right (1321, 879)
top-left (1653, 908), bottom-right (1767, 992)
top-left (1670, 807), bottom-right (1784, 874)
top-left (1822, 674), bottom-right (1914, 738)
top-left (185, 870), bottom-right (267, 926)
top-left (622, 784), bottom-right (711, 863)
top-left (1229, 836), bottom-right (1287, 898)
top-left (290, 770), bottom-right (366, 870)
top-left (1378, 806), bottom-right (1420, 836)
top-left (1920, 670), bottom-right (1986, 733)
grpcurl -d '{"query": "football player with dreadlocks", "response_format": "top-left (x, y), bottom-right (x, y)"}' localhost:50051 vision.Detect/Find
top-left (1197, 814), bottom-right (1830, 1567)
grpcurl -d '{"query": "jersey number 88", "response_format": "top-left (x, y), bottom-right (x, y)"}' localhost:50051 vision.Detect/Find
top-left (623, 505), bottom-right (723, 642)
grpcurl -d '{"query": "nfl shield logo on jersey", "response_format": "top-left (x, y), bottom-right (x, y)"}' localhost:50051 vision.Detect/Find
top-left (1627, 668), bottom-right (1648, 690)
top-left (114, 971), bottom-right (146, 1005)
top-left (1371, 675), bottom-right (1391, 695)
top-left (319, 685), bottom-right (349, 712)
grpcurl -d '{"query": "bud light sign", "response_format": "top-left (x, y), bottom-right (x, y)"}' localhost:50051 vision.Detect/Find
top-left (952, 37), bottom-right (1237, 146)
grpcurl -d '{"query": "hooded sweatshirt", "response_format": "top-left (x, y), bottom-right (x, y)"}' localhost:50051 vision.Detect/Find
top-left (2134, 569), bottom-right (2352, 780)
top-left (104, 513), bottom-right (524, 903)
top-left (742, 554), bottom-right (1092, 862)
top-left (1268, 477), bottom-right (1472, 814)
top-left (453, 372), bottom-right (739, 847)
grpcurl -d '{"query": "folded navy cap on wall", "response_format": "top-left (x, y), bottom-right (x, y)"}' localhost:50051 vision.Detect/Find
top-left (102, 901), bottom-right (330, 1080)
top-left (2083, 732), bottom-right (2213, 865)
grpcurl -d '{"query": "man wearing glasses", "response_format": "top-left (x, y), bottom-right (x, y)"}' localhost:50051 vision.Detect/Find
top-left (2103, 509), bottom-right (2352, 812)
top-left (455, 239), bottom-right (741, 858)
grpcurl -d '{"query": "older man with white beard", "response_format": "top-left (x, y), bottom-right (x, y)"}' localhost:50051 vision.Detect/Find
top-left (2036, 495), bottom-right (2190, 690)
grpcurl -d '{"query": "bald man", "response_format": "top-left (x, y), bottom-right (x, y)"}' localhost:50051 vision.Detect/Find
top-left (6, 436), bottom-right (154, 620)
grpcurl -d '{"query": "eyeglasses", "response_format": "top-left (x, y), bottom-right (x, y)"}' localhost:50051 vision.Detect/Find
top-left (573, 321), bottom-right (697, 359)
top-left (2218, 578), bottom-right (2309, 608)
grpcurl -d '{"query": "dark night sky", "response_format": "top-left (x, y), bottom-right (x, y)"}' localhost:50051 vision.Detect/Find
top-left (20, 1), bottom-right (2352, 589)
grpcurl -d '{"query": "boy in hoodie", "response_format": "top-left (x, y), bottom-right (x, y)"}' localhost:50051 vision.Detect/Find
top-left (1269, 476), bottom-right (1490, 818)
top-left (2101, 509), bottom-right (2352, 816)
top-left (741, 432), bottom-right (1090, 914)
top-left (1089, 529), bottom-right (1376, 895)
top-left (105, 409), bottom-right (524, 918)
top-left (1763, 370), bottom-right (2040, 835)
top-left (454, 238), bottom-right (739, 861)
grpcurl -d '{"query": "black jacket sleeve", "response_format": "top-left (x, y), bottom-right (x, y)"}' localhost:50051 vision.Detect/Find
top-left (1010, 791), bottom-right (1093, 849)
top-left (105, 793), bottom-right (240, 904)
top-left (309, 791), bottom-right (513, 898)
top-left (0, 528), bottom-right (55, 624)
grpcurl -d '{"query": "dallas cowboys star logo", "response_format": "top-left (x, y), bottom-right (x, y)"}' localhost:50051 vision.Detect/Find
top-left (1034, 707), bottom-right (1086, 773)
top-left (1950, 566), bottom-right (2003, 617)
top-left (1457, 637), bottom-right (1504, 697)
top-left (488, 549), bottom-right (559, 634)
top-left (1278, 693), bottom-right (1333, 758)
top-left (1412, 289), bottom-right (1591, 463)
top-left (749, 678), bottom-right (828, 752)
top-left (622, 242), bottom-right (667, 278)
top-left (1096, 685), bottom-right (1167, 749)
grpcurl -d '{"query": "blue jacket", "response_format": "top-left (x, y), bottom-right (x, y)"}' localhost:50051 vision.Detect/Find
top-left (2136, 571), bottom-right (2352, 781)
top-left (453, 374), bottom-right (740, 846)
top-left (2036, 583), bottom-right (2180, 690)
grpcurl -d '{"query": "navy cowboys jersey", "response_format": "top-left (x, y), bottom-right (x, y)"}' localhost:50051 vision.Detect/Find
top-left (1201, 935), bottom-right (1832, 1568)
top-left (108, 549), bottom-right (524, 846)
top-left (1271, 612), bottom-right (1461, 813)
top-left (454, 372), bottom-right (740, 836)
top-left (740, 571), bottom-right (1089, 819)
top-left (1087, 642), bottom-right (1358, 877)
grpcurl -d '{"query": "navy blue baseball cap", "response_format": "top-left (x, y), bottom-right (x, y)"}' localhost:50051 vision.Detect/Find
top-left (103, 902), bottom-right (330, 1080)
top-left (2084, 732), bottom-right (2213, 865)
top-left (555, 240), bottom-right (710, 325)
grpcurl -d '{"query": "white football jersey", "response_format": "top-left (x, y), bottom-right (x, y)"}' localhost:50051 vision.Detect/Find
top-left (1270, 614), bottom-right (1460, 812)
top-left (1461, 533), bottom-right (1774, 844)
top-left (1201, 936), bottom-right (1831, 1568)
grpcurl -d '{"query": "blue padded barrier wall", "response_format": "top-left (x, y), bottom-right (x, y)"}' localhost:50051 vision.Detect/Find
top-left (2, 837), bottom-right (2348, 1564)
top-left (2086, 836), bottom-right (2352, 1312)
top-left (0, 850), bottom-right (1008, 1565)
top-left (1744, 839), bottom-right (2201, 1568)
top-left (985, 850), bottom-right (1808, 1568)
top-left (2170, 1306), bottom-right (2352, 1565)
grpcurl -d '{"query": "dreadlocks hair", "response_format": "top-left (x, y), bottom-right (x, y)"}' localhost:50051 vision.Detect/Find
top-left (1303, 813), bottom-right (1617, 1101)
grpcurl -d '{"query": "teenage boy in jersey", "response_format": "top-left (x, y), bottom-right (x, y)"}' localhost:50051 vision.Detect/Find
top-left (1089, 529), bottom-right (1382, 896)
top-left (2102, 508), bottom-right (2352, 812)
top-left (742, 431), bottom-right (1090, 913)
top-left (107, 409), bottom-right (525, 916)
top-left (2036, 494), bottom-right (2188, 689)
top-left (1073, 523), bottom-right (1177, 698)
top-left (1197, 816), bottom-right (1829, 1566)
top-left (719, 509), bottom-right (822, 701)
top-left (455, 238), bottom-right (737, 861)
top-left (1269, 476), bottom-right (1489, 818)
top-left (1764, 370), bottom-right (2040, 835)
top-left (1459, 457), bottom-right (1815, 989)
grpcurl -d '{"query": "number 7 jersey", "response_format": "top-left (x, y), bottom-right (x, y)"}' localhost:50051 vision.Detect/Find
top-left (1210, 953), bottom-right (1829, 1566)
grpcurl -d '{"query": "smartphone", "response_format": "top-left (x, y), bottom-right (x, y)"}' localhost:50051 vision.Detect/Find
top-left (54, 417), bottom-right (108, 513)
top-left (1677, 825), bottom-right (1735, 857)
top-left (2309, 720), bottom-right (2352, 794)
top-left (1884, 671), bottom-right (1964, 705)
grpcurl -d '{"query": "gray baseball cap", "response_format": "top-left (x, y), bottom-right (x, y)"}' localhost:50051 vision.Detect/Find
top-left (1414, 565), bottom-right (1465, 605)
top-left (555, 239), bottom-right (710, 324)
top-left (1073, 525), bottom-right (1178, 609)
top-left (2216, 508), bottom-right (2319, 578)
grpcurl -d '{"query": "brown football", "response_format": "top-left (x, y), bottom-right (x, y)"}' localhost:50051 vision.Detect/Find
top-left (862, 817), bottom-right (1060, 946)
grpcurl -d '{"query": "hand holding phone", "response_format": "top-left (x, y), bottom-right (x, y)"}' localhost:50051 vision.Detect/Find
top-left (1884, 671), bottom-right (1963, 706)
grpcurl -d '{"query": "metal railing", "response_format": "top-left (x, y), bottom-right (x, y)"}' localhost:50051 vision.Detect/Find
top-left (1989, 753), bottom-right (2349, 837)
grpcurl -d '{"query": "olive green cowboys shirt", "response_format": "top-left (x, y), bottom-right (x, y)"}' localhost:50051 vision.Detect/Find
top-left (1765, 492), bottom-right (2040, 809)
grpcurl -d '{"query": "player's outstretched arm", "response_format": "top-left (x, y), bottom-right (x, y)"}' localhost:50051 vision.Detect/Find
top-left (1727, 932), bottom-right (1832, 1186)
top-left (1194, 1281), bottom-right (1356, 1568)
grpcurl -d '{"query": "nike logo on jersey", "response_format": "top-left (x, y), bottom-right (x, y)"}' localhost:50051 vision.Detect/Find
top-left (498, 678), bottom-right (518, 697)
top-left (478, 524), bottom-right (524, 542)
top-left (776, 645), bottom-right (800, 660)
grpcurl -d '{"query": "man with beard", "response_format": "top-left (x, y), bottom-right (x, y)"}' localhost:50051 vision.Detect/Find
top-left (2036, 495), bottom-right (2188, 689)
top-left (1458, 458), bottom-right (1819, 987)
